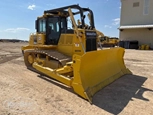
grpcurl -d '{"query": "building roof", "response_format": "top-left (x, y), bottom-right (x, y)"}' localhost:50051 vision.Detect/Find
top-left (119, 24), bottom-right (153, 30)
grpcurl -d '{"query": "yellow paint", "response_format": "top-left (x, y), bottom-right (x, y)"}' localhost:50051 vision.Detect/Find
top-left (33, 62), bottom-right (72, 86)
top-left (31, 47), bottom-right (131, 103)
top-left (22, 7), bottom-right (131, 103)
top-left (56, 63), bottom-right (73, 75)
top-left (57, 30), bottom-right (85, 56)
top-left (139, 44), bottom-right (150, 50)
top-left (28, 55), bottom-right (34, 64)
top-left (145, 45), bottom-right (149, 50)
top-left (37, 34), bottom-right (46, 45)
top-left (71, 47), bottom-right (131, 102)
top-left (22, 45), bottom-right (57, 51)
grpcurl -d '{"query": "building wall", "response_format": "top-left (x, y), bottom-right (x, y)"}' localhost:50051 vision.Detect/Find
top-left (120, 29), bottom-right (153, 48)
top-left (120, 0), bottom-right (153, 25)
top-left (120, 0), bottom-right (153, 49)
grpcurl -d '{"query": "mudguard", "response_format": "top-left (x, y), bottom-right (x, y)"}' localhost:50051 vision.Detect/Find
top-left (72, 47), bottom-right (131, 103)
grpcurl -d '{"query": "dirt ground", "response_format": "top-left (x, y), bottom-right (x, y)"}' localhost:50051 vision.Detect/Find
top-left (0, 42), bottom-right (153, 115)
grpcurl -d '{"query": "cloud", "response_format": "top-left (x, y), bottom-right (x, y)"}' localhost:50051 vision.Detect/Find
top-left (3, 28), bottom-right (30, 33)
top-left (104, 25), bottom-right (112, 28)
top-left (104, 18), bottom-right (120, 28)
top-left (112, 18), bottom-right (120, 25)
top-left (27, 4), bottom-right (36, 10)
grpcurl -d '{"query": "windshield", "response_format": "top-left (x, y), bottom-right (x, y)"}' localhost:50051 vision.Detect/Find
top-left (37, 19), bottom-right (46, 33)
top-left (48, 18), bottom-right (59, 33)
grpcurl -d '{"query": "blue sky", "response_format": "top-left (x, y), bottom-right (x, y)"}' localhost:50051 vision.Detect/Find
top-left (0, 0), bottom-right (121, 40)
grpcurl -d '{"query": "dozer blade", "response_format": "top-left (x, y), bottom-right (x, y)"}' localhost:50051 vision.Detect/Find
top-left (72, 47), bottom-right (131, 103)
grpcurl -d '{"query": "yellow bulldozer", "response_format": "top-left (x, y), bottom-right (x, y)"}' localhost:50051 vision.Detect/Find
top-left (99, 36), bottom-right (119, 47)
top-left (22, 5), bottom-right (131, 103)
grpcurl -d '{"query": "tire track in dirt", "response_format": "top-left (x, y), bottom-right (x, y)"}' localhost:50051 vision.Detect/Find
top-left (0, 54), bottom-right (22, 64)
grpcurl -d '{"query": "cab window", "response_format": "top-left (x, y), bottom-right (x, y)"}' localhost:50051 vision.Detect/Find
top-left (37, 19), bottom-right (46, 33)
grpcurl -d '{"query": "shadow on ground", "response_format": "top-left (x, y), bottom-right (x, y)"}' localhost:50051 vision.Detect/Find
top-left (37, 74), bottom-right (153, 115)
top-left (92, 74), bottom-right (153, 115)
top-left (37, 74), bottom-right (73, 92)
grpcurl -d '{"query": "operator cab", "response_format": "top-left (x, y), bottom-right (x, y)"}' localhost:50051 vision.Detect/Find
top-left (36, 16), bottom-right (67, 45)
top-left (35, 4), bottom-right (96, 51)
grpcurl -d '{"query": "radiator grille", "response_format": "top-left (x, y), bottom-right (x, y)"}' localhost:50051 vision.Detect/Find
top-left (85, 31), bottom-right (97, 52)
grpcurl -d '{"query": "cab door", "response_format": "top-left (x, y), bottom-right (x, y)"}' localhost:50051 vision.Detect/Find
top-left (46, 17), bottom-right (61, 45)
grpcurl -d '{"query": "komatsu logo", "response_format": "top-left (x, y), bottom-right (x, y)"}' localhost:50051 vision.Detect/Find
top-left (86, 32), bottom-right (96, 36)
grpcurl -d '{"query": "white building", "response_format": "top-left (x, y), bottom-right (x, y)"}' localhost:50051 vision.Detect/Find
top-left (119, 0), bottom-right (153, 49)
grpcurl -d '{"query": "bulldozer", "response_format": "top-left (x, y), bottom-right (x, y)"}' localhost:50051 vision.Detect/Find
top-left (99, 36), bottom-right (119, 47)
top-left (22, 5), bottom-right (131, 103)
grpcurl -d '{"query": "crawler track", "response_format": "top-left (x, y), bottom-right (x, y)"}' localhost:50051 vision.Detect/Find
top-left (23, 49), bottom-right (71, 71)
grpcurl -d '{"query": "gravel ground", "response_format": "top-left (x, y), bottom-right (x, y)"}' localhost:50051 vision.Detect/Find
top-left (0, 42), bottom-right (153, 115)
